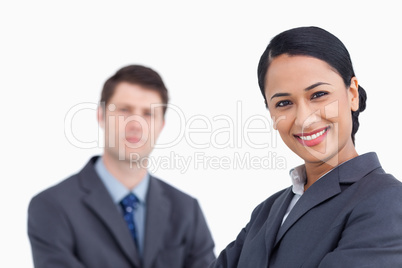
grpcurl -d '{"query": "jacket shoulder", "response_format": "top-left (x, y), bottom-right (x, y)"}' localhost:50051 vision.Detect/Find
top-left (29, 172), bottom-right (82, 209)
top-left (356, 167), bottom-right (402, 195)
top-left (29, 157), bottom-right (100, 206)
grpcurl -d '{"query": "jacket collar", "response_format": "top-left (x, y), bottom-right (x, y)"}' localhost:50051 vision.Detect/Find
top-left (274, 152), bottom-right (381, 246)
top-left (142, 177), bottom-right (171, 268)
top-left (338, 152), bottom-right (381, 183)
top-left (79, 156), bottom-right (142, 267)
top-left (78, 156), bottom-right (173, 268)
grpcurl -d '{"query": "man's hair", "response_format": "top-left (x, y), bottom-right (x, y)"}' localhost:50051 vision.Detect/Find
top-left (100, 65), bottom-right (169, 115)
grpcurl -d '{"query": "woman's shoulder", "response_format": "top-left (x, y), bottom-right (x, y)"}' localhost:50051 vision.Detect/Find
top-left (359, 166), bottom-right (401, 192)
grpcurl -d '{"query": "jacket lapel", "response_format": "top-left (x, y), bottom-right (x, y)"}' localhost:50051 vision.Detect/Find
top-left (275, 168), bottom-right (342, 246)
top-left (264, 187), bottom-right (294, 255)
top-left (238, 188), bottom-right (293, 267)
top-left (275, 152), bottom-right (382, 247)
top-left (142, 176), bottom-right (171, 268)
top-left (79, 157), bottom-right (141, 267)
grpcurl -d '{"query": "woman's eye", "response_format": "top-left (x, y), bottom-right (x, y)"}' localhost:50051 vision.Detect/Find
top-left (311, 91), bottom-right (328, 99)
top-left (276, 100), bottom-right (292, 108)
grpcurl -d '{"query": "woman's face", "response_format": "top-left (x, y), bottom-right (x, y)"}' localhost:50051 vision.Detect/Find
top-left (265, 54), bottom-right (359, 166)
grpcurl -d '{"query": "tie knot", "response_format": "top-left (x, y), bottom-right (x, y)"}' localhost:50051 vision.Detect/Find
top-left (120, 193), bottom-right (139, 212)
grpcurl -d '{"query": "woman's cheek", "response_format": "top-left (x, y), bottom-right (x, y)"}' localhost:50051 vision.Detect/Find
top-left (272, 113), bottom-right (289, 131)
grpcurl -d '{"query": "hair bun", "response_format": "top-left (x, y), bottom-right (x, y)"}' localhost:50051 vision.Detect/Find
top-left (358, 85), bottom-right (367, 113)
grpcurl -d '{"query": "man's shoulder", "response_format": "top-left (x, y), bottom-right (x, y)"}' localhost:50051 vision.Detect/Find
top-left (29, 157), bottom-right (98, 205)
top-left (29, 172), bottom-right (82, 209)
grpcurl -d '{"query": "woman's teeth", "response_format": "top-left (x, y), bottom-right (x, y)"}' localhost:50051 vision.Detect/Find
top-left (299, 128), bottom-right (327, 141)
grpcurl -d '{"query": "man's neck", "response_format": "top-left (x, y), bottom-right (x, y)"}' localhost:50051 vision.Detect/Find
top-left (102, 153), bottom-right (147, 190)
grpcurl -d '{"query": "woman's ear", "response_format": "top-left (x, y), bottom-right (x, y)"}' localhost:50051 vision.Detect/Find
top-left (349, 77), bottom-right (359, 112)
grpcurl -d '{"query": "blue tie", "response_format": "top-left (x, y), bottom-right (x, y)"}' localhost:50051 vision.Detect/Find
top-left (120, 193), bottom-right (139, 247)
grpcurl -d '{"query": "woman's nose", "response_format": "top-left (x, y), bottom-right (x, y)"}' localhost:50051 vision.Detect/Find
top-left (295, 102), bottom-right (322, 130)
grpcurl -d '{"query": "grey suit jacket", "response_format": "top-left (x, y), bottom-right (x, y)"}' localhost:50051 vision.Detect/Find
top-left (28, 157), bottom-right (215, 268)
top-left (211, 152), bottom-right (402, 267)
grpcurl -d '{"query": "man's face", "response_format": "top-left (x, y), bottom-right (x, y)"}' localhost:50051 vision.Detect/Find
top-left (98, 82), bottom-right (165, 163)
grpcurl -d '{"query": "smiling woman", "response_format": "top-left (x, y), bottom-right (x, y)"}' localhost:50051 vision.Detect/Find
top-left (265, 55), bottom-right (360, 183)
top-left (211, 26), bottom-right (402, 268)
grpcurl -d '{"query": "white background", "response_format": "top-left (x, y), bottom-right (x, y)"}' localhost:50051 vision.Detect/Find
top-left (1, 1), bottom-right (401, 267)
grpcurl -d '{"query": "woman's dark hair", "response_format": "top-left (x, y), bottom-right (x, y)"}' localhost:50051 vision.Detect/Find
top-left (257, 26), bottom-right (367, 144)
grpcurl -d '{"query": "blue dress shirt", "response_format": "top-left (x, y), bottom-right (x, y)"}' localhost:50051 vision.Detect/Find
top-left (95, 157), bottom-right (149, 256)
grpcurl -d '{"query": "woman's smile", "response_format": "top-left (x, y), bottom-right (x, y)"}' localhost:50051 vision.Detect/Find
top-left (294, 126), bottom-right (330, 147)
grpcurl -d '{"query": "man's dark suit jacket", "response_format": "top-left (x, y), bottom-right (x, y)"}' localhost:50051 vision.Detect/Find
top-left (28, 157), bottom-right (215, 268)
top-left (211, 152), bottom-right (402, 267)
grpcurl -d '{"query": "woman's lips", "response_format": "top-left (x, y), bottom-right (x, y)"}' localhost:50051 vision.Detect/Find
top-left (294, 126), bottom-right (330, 147)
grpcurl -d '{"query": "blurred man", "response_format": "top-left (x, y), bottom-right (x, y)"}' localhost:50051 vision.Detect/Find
top-left (28, 65), bottom-right (215, 268)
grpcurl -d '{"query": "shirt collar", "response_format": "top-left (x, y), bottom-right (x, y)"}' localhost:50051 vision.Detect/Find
top-left (289, 165), bottom-right (307, 195)
top-left (289, 156), bottom-right (359, 195)
top-left (95, 157), bottom-right (150, 204)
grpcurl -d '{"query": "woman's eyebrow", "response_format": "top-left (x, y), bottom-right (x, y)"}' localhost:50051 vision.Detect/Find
top-left (270, 82), bottom-right (331, 100)
top-left (304, 82), bottom-right (330, 92)
top-left (270, 92), bottom-right (291, 100)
